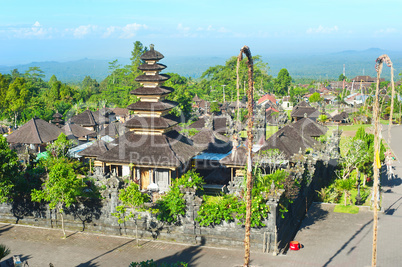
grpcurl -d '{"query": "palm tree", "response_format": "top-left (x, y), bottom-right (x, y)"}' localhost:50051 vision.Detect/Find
top-left (0, 244), bottom-right (10, 261)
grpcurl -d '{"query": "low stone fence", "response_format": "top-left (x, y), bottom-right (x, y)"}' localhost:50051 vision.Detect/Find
top-left (0, 160), bottom-right (336, 254)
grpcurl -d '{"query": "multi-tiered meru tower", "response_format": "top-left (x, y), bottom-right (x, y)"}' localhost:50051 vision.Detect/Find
top-left (97, 45), bottom-right (199, 191)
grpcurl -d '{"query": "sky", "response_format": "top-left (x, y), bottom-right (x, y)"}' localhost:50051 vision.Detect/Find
top-left (0, 0), bottom-right (401, 65)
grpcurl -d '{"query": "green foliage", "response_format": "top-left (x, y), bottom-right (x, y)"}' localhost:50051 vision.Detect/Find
top-left (155, 170), bottom-right (204, 224)
top-left (316, 184), bottom-right (341, 203)
top-left (0, 244), bottom-right (10, 261)
top-left (112, 182), bottom-right (150, 224)
top-left (31, 158), bottom-right (82, 211)
top-left (209, 101), bottom-right (220, 114)
top-left (335, 178), bottom-right (355, 206)
top-left (309, 92), bottom-right (322, 103)
top-left (236, 188), bottom-right (270, 227)
top-left (197, 56), bottom-right (271, 102)
top-left (273, 68), bottom-right (291, 96)
top-left (255, 169), bottom-right (289, 191)
top-left (196, 195), bottom-right (239, 226)
top-left (0, 135), bottom-right (21, 203)
top-left (46, 133), bottom-right (76, 158)
top-left (353, 126), bottom-right (386, 177)
top-left (338, 73), bottom-right (347, 81)
top-left (129, 260), bottom-right (187, 267)
top-left (318, 114), bottom-right (328, 123)
top-left (164, 72), bottom-right (194, 120)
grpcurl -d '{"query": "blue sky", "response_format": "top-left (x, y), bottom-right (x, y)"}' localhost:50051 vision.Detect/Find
top-left (0, 0), bottom-right (401, 65)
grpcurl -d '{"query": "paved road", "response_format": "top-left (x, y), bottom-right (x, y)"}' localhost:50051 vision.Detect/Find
top-left (1, 125), bottom-right (402, 267)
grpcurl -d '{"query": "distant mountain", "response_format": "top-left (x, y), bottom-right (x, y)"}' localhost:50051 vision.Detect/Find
top-left (0, 48), bottom-right (400, 83)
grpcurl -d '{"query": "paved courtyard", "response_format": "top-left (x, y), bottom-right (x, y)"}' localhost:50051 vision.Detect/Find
top-left (1, 126), bottom-right (402, 266)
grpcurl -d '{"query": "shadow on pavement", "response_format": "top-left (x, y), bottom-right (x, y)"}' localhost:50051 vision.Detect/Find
top-left (322, 218), bottom-right (373, 267)
top-left (381, 166), bottom-right (402, 188)
top-left (2, 254), bottom-right (32, 267)
top-left (298, 203), bottom-right (329, 231)
top-left (0, 224), bottom-right (13, 236)
top-left (384, 196), bottom-right (402, 215)
top-left (76, 239), bottom-right (134, 267)
top-left (152, 238), bottom-right (205, 266)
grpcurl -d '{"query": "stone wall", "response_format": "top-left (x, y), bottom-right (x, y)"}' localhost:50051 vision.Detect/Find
top-left (0, 159), bottom-right (336, 254)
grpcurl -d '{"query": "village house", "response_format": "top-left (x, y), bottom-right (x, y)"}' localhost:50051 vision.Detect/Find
top-left (6, 117), bottom-right (63, 153)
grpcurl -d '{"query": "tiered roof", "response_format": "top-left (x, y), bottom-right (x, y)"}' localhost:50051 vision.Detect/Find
top-left (98, 45), bottom-right (200, 168)
top-left (126, 44), bottom-right (179, 134)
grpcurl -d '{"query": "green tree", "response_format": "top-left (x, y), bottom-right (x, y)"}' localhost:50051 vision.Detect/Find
top-left (210, 101), bottom-right (220, 114)
top-left (31, 158), bottom-right (83, 238)
top-left (5, 77), bottom-right (30, 127)
top-left (198, 56), bottom-right (271, 102)
top-left (273, 68), bottom-right (291, 96)
top-left (112, 182), bottom-right (150, 246)
top-left (0, 135), bottom-right (21, 203)
top-left (336, 178), bottom-right (354, 206)
top-left (309, 92), bottom-right (322, 103)
top-left (338, 74), bottom-right (347, 81)
top-left (46, 133), bottom-right (76, 158)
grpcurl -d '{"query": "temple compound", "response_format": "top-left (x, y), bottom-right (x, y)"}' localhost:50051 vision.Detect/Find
top-left (93, 45), bottom-right (200, 192)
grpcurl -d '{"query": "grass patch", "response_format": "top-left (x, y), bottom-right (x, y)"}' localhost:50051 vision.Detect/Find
top-left (334, 205), bottom-right (359, 214)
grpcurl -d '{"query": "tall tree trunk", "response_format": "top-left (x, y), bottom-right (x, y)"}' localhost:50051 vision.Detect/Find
top-left (238, 46), bottom-right (254, 267)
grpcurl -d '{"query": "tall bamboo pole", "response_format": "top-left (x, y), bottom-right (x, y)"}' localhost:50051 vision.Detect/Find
top-left (238, 46), bottom-right (254, 267)
top-left (372, 55), bottom-right (395, 267)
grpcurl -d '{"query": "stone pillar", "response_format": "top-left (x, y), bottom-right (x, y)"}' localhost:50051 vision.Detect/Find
top-left (181, 186), bottom-right (203, 242)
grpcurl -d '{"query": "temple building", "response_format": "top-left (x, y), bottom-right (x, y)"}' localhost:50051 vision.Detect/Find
top-left (95, 45), bottom-right (200, 192)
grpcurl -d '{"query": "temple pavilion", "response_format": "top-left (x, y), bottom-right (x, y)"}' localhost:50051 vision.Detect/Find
top-left (96, 45), bottom-right (200, 192)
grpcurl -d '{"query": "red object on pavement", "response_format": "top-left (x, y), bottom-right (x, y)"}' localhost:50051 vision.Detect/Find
top-left (289, 241), bottom-right (300, 251)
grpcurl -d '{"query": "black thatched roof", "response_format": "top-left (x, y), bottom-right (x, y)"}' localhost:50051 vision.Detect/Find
top-left (99, 122), bottom-right (127, 137)
top-left (135, 74), bottom-right (170, 83)
top-left (71, 109), bottom-right (97, 127)
top-left (112, 107), bottom-right (129, 117)
top-left (191, 129), bottom-right (232, 154)
top-left (295, 101), bottom-right (310, 108)
top-left (138, 63), bottom-right (166, 71)
top-left (292, 117), bottom-right (328, 137)
top-left (291, 106), bottom-right (320, 119)
top-left (62, 122), bottom-right (95, 139)
top-left (220, 146), bottom-right (248, 167)
top-left (53, 112), bottom-right (63, 118)
top-left (140, 45), bottom-right (164, 61)
top-left (127, 100), bottom-right (177, 112)
top-left (332, 111), bottom-right (349, 121)
top-left (130, 86), bottom-right (173, 96)
top-left (260, 125), bottom-right (317, 159)
top-left (7, 117), bottom-right (63, 144)
top-left (189, 116), bottom-right (228, 135)
top-left (97, 130), bottom-right (200, 167)
top-left (78, 140), bottom-right (117, 158)
top-left (125, 114), bottom-right (180, 129)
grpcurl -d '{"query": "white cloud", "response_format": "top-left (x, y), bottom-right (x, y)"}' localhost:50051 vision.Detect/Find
top-left (177, 23), bottom-right (190, 32)
top-left (375, 28), bottom-right (397, 34)
top-left (103, 26), bottom-right (116, 38)
top-left (306, 25), bottom-right (339, 34)
top-left (120, 23), bottom-right (147, 39)
top-left (73, 25), bottom-right (97, 38)
top-left (8, 21), bottom-right (51, 39)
